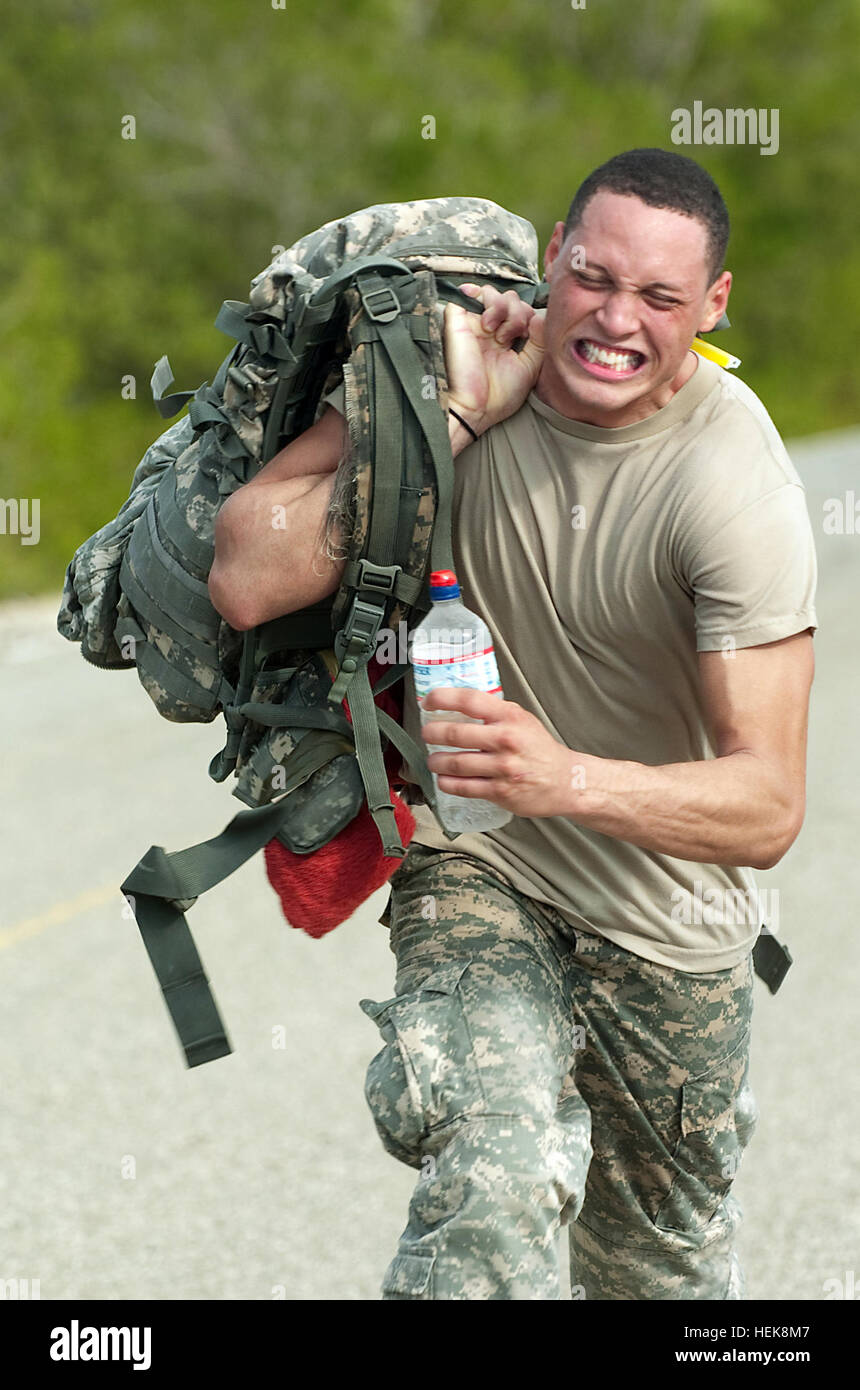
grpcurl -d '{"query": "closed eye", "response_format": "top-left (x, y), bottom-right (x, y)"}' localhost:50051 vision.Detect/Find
top-left (574, 269), bottom-right (682, 310)
top-left (573, 272), bottom-right (609, 288)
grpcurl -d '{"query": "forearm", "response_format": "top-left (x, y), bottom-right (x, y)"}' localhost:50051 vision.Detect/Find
top-left (209, 405), bottom-right (345, 628)
top-left (209, 400), bottom-right (479, 631)
top-left (561, 748), bottom-right (801, 869)
top-left (209, 473), bottom-right (341, 629)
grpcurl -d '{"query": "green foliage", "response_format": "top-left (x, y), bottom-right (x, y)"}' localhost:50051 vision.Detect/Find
top-left (2, 0), bottom-right (858, 596)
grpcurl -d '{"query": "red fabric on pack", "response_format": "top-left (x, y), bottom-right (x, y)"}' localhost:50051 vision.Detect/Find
top-left (263, 655), bottom-right (416, 938)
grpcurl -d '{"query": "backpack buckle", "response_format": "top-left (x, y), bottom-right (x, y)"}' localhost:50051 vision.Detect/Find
top-left (358, 278), bottom-right (402, 323)
top-left (329, 596), bottom-right (387, 703)
top-left (355, 559), bottom-right (402, 596)
top-left (340, 596), bottom-right (385, 652)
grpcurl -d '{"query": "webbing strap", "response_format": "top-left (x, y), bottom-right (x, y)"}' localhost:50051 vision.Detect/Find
top-left (232, 702), bottom-right (352, 734)
top-left (214, 299), bottom-right (259, 343)
top-left (309, 256), bottom-right (414, 307)
top-left (249, 664), bottom-right (298, 684)
top-left (122, 730), bottom-right (353, 1067)
top-left (371, 310), bottom-right (456, 576)
top-left (433, 280), bottom-right (488, 314)
top-left (434, 276), bottom-right (540, 314)
top-left (187, 396), bottom-right (229, 432)
top-left (211, 343), bottom-right (238, 395)
top-left (371, 661), bottom-right (409, 695)
top-left (364, 331), bottom-right (403, 568)
top-left (208, 626), bottom-right (260, 783)
top-left (150, 355), bottom-right (203, 419)
top-left (214, 301), bottom-right (300, 370)
top-left (367, 657), bottom-right (462, 845)
top-left (372, 705), bottom-right (459, 845)
top-left (372, 706), bottom-right (435, 808)
top-left (344, 659), bottom-right (405, 856)
top-left (150, 348), bottom-right (238, 421)
top-left (128, 893), bottom-right (230, 1068)
top-left (349, 315), bottom-right (433, 347)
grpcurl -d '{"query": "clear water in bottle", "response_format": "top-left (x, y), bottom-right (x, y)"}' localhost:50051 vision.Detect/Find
top-left (410, 569), bottom-right (512, 835)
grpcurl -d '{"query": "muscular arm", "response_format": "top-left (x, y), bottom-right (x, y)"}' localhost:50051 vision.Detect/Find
top-left (559, 632), bottom-right (814, 868)
top-left (207, 405), bottom-right (347, 630)
top-left (208, 404), bottom-right (478, 631)
top-left (422, 630), bottom-right (815, 869)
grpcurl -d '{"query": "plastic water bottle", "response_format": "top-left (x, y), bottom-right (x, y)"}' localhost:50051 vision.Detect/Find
top-left (410, 569), bottom-right (512, 835)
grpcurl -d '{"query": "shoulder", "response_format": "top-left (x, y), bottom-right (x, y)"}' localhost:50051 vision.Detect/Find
top-left (679, 364), bottom-right (803, 494)
top-left (649, 364), bottom-right (816, 579)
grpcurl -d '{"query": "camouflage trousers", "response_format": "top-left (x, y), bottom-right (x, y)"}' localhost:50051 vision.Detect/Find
top-left (360, 844), bottom-right (758, 1301)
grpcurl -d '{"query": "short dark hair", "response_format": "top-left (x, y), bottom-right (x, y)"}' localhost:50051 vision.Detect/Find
top-left (563, 148), bottom-right (730, 285)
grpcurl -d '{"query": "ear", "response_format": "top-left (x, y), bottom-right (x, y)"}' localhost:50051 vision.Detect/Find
top-left (543, 221), bottom-right (567, 279)
top-left (699, 270), bottom-right (732, 333)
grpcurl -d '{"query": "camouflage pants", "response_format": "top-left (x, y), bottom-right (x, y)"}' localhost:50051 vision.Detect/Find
top-left (361, 844), bottom-right (758, 1301)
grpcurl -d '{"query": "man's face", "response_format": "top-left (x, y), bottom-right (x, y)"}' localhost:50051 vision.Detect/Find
top-left (536, 191), bottom-right (731, 427)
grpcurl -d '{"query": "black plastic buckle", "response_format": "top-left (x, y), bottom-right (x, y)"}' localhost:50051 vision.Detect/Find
top-left (358, 279), bottom-right (402, 323)
top-left (355, 559), bottom-right (402, 597)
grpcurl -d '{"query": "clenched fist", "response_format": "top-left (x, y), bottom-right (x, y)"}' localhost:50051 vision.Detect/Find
top-left (444, 283), bottom-right (546, 440)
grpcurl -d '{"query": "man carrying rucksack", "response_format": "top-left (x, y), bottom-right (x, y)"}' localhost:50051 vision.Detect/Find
top-left (209, 148), bottom-right (817, 1301)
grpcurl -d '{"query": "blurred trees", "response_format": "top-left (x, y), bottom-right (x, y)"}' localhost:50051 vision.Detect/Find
top-left (2, 0), bottom-right (858, 596)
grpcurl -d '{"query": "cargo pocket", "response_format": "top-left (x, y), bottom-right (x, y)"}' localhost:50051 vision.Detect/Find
top-left (360, 960), bottom-right (485, 1169)
top-left (381, 1248), bottom-right (436, 1299)
top-left (655, 1029), bottom-right (757, 1235)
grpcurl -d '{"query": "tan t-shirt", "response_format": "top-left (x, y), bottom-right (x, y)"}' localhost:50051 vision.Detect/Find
top-left (324, 353), bottom-right (818, 971)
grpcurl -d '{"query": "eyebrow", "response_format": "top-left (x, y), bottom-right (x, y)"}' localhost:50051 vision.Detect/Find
top-left (575, 260), bottom-right (687, 295)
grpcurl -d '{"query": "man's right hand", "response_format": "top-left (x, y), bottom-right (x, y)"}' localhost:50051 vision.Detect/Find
top-left (444, 283), bottom-right (545, 446)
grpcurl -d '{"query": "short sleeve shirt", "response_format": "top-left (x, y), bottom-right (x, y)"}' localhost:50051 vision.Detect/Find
top-left (324, 354), bottom-right (817, 970)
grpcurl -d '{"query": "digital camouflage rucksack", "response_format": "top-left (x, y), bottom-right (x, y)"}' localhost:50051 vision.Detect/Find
top-left (57, 196), bottom-right (544, 1068)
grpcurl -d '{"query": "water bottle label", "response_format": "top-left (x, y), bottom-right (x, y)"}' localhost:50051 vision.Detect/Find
top-left (413, 645), bottom-right (502, 700)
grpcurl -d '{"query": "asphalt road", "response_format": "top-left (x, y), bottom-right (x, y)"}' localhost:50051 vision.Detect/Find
top-left (2, 426), bottom-right (858, 1301)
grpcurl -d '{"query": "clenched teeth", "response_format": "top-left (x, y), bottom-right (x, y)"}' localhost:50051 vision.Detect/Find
top-left (578, 339), bottom-right (644, 371)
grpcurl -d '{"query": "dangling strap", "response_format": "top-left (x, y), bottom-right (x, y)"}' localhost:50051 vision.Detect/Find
top-left (343, 659), bottom-right (405, 857)
top-left (122, 731), bottom-right (353, 1067)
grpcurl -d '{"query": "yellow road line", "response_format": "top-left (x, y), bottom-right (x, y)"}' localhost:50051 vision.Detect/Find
top-left (0, 882), bottom-right (122, 950)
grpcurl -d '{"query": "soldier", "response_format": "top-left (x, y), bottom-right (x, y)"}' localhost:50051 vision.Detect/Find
top-left (210, 148), bottom-right (817, 1300)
